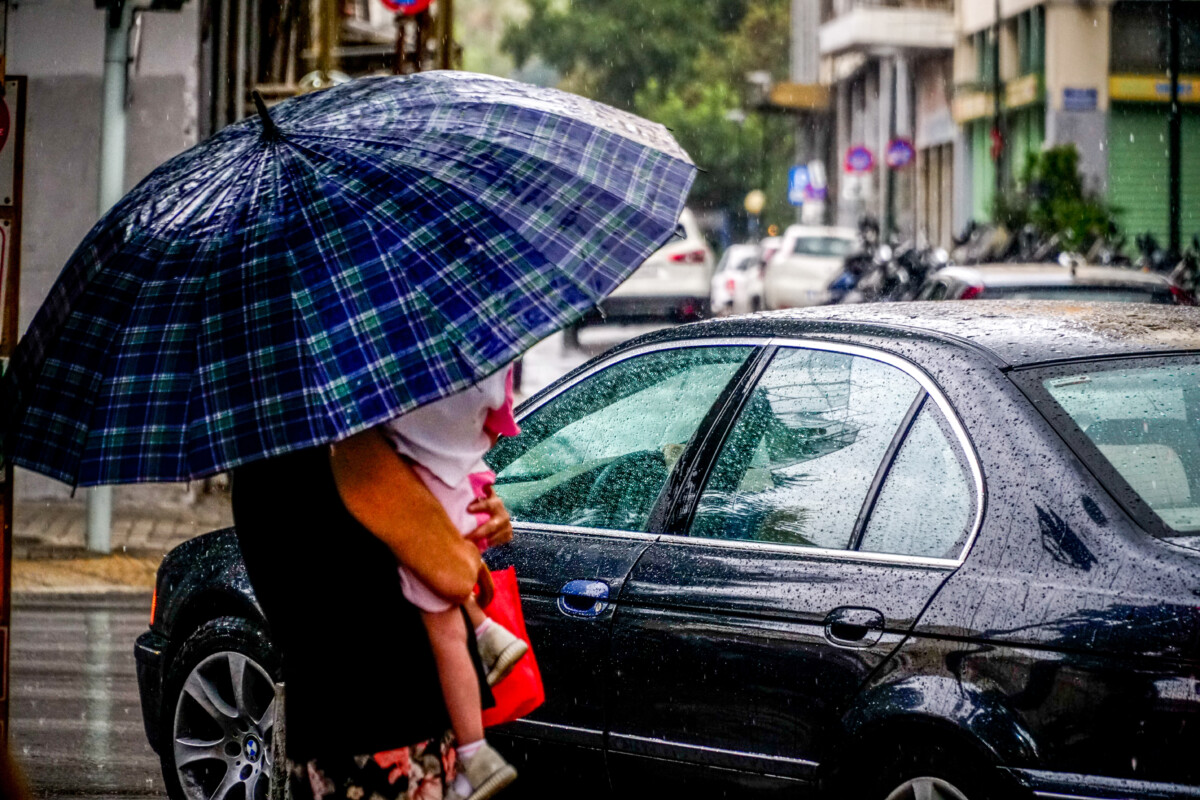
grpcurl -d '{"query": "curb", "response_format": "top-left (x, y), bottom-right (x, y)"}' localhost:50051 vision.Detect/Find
top-left (12, 588), bottom-right (154, 611)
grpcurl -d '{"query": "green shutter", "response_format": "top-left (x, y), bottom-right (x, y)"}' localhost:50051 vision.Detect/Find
top-left (1109, 104), bottom-right (1170, 243)
top-left (1183, 109), bottom-right (1200, 245)
top-left (972, 122), bottom-right (995, 220)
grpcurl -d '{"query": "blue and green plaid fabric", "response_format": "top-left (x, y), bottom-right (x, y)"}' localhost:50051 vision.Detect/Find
top-left (4, 72), bottom-right (695, 486)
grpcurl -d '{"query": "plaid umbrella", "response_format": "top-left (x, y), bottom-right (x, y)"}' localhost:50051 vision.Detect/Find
top-left (4, 72), bottom-right (695, 487)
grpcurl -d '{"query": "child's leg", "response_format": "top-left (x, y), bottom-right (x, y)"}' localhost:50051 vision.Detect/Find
top-left (464, 595), bottom-right (488, 629)
top-left (421, 607), bottom-right (483, 746)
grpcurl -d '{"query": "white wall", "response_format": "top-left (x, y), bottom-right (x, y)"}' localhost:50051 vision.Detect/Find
top-left (8, 5), bottom-right (201, 498)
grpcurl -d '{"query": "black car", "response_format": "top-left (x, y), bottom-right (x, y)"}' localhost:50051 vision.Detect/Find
top-left (136, 301), bottom-right (1200, 800)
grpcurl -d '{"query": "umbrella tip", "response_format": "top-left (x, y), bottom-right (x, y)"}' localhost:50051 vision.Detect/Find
top-left (252, 91), bottom-right (280, 141)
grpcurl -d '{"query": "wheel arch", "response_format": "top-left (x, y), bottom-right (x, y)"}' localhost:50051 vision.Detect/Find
top-left (822, 674), bottom-right (1041, 789)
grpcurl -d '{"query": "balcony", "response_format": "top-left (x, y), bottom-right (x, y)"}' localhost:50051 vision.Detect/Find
top-left (818, 0), bottom-right (955, 56)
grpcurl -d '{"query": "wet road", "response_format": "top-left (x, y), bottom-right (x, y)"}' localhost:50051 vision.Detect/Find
top-left (11, 597), bottom-right (166, 799)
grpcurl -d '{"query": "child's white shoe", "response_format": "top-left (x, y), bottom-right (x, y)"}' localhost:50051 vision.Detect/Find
top-left (448, 742), bottom-right (517, 800)
top-left (476, 621), bottom-right (528, 687)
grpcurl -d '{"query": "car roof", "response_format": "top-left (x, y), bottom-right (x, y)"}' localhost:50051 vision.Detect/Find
top-left (937, 264), bottom-right (1171, 289)
top-left (633, 301), bottom-right (1200, 368)
top-left (783, 224), bottom-right (857, 240)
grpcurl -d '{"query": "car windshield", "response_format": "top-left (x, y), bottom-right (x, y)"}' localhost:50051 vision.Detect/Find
top-left (1037, 356), bottom-right (1200, 542)
top-left (793, 237), bottom-right (856, 258)
top-left (982, 285), bottom-right (1172, 304)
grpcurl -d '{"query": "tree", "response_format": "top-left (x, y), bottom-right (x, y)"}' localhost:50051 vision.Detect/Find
top-left (995, 145), bottom-right (1120, 251)
top-left (502, 0), bottom-right (796, 236)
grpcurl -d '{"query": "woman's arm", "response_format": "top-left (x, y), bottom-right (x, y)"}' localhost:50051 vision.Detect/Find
top-left (330, 427), bottom-right (482, 605)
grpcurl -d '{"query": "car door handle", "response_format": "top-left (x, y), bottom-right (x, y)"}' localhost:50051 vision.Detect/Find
top-left (557, 579), bottom-right (610, 618)
top-left (824, 606), bottom-right (885, 648)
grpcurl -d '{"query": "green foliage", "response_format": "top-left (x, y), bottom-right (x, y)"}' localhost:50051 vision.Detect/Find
top-left (633, 81), bottom-right (793, 226)
top-left (502, 0), bottom-right (797, 234)
top-left (994, 144), bottom-right (1119, 249)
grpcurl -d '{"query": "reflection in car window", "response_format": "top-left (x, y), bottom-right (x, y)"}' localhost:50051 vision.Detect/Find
top-left (1042, 359), bottom-right (1200, 536)
top-left (690, 348), bottom-right (921, 549)
top-left (793, 236), bottom-right (856, 257)
top-left (860, 402), bottom-right (974, 559)
top-left (487, 346), bottom-right (751, 532)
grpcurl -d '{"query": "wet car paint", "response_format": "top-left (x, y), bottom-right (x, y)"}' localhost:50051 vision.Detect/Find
top-left (137, 302), bottom-right (1200, 799)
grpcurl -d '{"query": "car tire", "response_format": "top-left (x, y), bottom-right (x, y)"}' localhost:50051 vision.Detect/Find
top-left (829, 732), bottom-right (1017, 800)
top-left (159, 616), bottom-right (281, 800)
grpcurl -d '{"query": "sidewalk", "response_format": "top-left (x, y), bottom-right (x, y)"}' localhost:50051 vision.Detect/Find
top-left (11, 482), bottom-right (233, 593)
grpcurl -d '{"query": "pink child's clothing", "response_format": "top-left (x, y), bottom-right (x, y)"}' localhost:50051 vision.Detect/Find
top-left (380, 366), bottom-right (520, 613)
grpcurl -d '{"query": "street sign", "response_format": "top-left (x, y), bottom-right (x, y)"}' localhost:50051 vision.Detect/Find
top-left (844, 145), bottom-right (874, 173)
top-left (788, 165), bottom-right (809, 206)
top-left (885, 138), bottom-right (915, 169)
top-left (805, 160), bottom-right (828, 201)
top-left (381, 0), bottom-right (432, 14)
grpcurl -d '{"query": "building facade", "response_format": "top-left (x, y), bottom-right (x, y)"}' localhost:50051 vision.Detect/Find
top-left (818, 0), bottom-right (956, 243)
top-left (953, 0), bottom-right (1200, 245)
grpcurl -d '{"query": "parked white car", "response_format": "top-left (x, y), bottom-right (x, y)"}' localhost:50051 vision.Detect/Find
top-left (762, 225), bottom-right (858, 309)
top-left (602, 208), bottom-right (715, 319)
top-left (710, 244), bottom-right (764, 315)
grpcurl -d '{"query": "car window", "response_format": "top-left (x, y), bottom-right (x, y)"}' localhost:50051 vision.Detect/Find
top-left (1039, 357), bottom-right (1200, 538)
top-left (793, 236), bottom-right (856, 257)
top-left (980, 286), bottom-right (1172, 304)
top-left (859, 401), bottom-right (975, 559)
top-left (487, 346), bottom-right (752, 531)
top-left (689, 348), bottom-right (922, 549)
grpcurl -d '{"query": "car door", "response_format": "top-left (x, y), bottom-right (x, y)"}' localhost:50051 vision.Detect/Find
top-left (482, 341), bottom-right (757, 796)
top-left (607, 342), bottom-right (983, 797)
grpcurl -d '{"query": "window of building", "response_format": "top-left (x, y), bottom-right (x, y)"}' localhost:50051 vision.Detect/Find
top-left (1111, 1), bottom-right (1200, 75)
top-left (1017, 7), bottom-right (1045, 75)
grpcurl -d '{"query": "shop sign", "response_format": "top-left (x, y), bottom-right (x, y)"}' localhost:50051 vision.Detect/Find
top-left (1005, 73), bottom-right (1042, 109)
top-left (952, 90), bottom-right (992, 123)
top-left (1110, 74), bottom-right (1200, 104)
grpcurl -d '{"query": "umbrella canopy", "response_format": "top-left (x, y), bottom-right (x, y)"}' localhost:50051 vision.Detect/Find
top-left (5, 72), bottom-right (695, 487)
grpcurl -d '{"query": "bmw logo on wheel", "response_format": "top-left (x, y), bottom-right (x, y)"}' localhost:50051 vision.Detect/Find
top-left (244, 736), bottom-right (261, 763)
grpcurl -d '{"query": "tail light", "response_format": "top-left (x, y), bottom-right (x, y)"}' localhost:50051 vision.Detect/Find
top-left (149, 585), bottom-right (158, 627)
top-left (1170, 285), bottom-right (1196, 306)
top-left (669, 249), bottom-right (707, 264)
top-left (959, 285), bottom-right (983, 300)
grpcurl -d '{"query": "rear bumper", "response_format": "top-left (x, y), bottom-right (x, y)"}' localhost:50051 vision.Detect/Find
top-left (586, 294), bottom-right (709, 323)
top-left (1005, 767), bottom-right (1200, 798)
top-left (135, 629), bottom-right (169, 753)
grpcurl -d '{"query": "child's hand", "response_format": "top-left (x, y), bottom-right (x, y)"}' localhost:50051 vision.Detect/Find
top-left (476, 563), bottom-right (495, 608)
top-left (466, 486), bottom-right (513, 548)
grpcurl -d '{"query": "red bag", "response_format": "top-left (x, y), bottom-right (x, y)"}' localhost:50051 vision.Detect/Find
top-left (480, 567), bottom-right (545, 727)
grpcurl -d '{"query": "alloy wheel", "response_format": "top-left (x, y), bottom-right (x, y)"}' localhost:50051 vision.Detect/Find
top-left (173, 650), bottom-right (277, 800)
top-left (884, 776), bottom-right (970, 800)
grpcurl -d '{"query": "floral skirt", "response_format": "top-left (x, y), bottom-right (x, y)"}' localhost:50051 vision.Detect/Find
top-left (290, 732), bottom-right (457, 800)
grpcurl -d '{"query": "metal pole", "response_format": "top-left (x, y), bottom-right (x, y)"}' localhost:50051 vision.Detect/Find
top-left (438, 0), bottom-right (453, 70)
top-left (215, 0), bottom-right (229, 128)
top-left (1167, 0), bottom-right (1182, 258)
top-left (89, 0), bottom-right (132, 555)
top-left (992, 0), bottom-right (1003, 206)
top-left (234, 0), bottom-right (246, 121)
